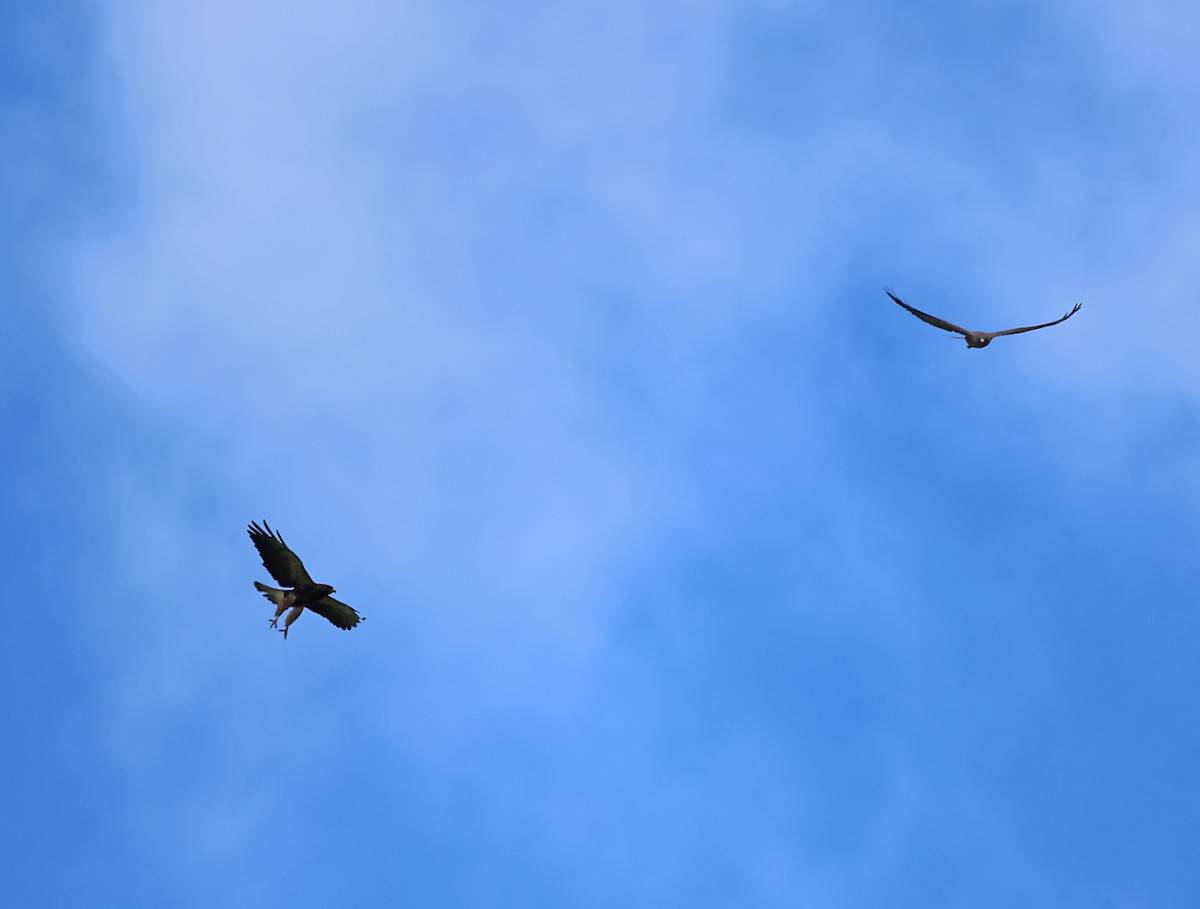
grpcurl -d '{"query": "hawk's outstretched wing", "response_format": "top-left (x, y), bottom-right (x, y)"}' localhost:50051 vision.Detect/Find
top-left (989, 303), bottom-right (1083, 337)
top-left (886, 290), bottom-right (971, 337)
top-left (248, 520), bottom-right (314, 588)
top-left (307, 595), bottom-right (364, 631)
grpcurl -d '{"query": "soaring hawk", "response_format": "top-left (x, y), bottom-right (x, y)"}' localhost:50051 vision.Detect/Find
top-left (887, 290), bottom-right (1081, 349)
top-left (247, 520), bottom-right (363, 640)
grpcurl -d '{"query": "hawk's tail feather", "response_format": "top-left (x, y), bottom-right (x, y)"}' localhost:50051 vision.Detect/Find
top-left (254, 581), bottom-right (287, 606)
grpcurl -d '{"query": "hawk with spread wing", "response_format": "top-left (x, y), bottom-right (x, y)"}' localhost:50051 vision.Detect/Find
top-left (887, 290), bottom-right (1081, 349)
top-left (247, 520), bottom-right (363, 639)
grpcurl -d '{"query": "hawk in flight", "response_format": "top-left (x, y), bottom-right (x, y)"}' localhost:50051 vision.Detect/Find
top-left (887, 290), bottom-right (1081, 349)
top-left (247, 520), bottom-right (363, 639)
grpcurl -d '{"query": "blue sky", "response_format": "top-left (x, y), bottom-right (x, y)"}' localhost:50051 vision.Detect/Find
top-left (5, 0), bottom-right (1200, 905)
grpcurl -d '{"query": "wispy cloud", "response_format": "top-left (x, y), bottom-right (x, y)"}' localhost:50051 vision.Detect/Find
top-left (24, 0), bottom-right (1200, 905)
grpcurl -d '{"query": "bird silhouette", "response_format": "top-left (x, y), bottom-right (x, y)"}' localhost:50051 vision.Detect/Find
top-left (887, 290), bottom-right (1081, 349)
top-left (247, 520), bottom-right (363, 640)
